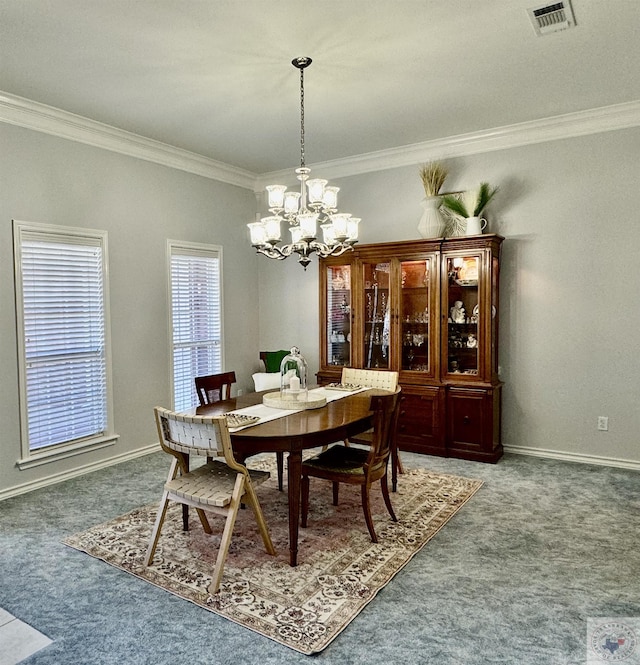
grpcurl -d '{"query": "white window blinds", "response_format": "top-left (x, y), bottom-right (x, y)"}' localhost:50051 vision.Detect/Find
top-left (15, 225), bottom-right (109, 452)
top-left (170, 243), bottom-right (223, 412)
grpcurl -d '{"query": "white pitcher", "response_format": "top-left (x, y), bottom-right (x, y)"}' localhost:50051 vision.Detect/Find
top-left (465, 216), bottom-right (487, 235)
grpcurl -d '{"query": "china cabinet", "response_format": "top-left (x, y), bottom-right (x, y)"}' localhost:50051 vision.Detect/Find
top-left (318, 235), bottom-right (503, 462)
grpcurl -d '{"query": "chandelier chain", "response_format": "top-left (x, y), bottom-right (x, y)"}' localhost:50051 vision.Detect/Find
top-left (299, 66), bottom-right (305, 169)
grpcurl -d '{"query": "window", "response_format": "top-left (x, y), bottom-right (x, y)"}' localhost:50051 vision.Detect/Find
top-left (168, 241), bottom-right (223, 411)
top-left (13, 221), bottom-right (116, 467)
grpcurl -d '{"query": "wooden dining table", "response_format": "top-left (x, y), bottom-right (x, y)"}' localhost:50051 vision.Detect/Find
top-left (195, 388), bottom-right (377, 567)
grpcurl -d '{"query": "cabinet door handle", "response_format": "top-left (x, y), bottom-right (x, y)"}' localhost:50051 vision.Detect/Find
top-left (463, 416), bottom-right (471, 425)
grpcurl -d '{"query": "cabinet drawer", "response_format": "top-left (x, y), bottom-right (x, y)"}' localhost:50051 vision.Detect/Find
top-left (397, 387), bottom-right (445, 455)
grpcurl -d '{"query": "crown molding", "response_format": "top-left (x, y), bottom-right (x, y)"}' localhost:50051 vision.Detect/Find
top-left (0, 92), bottom-right (256, 190)
top-left (255, 100), bottom-right (640, 189)
top-left (2, 91), bottom-right (638, 192)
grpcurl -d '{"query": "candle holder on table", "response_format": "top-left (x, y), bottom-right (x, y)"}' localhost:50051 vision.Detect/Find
top-left (262, 346), bottom-right (326, 409)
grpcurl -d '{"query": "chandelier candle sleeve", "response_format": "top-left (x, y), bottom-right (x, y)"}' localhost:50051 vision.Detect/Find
top-left (247, 56), bottom-right (360, 269)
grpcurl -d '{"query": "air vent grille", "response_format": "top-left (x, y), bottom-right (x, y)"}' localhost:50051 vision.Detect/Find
top-left (528, 1), bottom-right (576, 35)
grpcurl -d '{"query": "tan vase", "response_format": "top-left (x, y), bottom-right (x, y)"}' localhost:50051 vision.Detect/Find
top-left (417, 196), bottom-right (446, 238)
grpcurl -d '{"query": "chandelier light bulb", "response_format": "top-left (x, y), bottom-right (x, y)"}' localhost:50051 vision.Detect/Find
top-left (266, 185), bottom-right (287, 210)
top-left (347, 217), bottom-right (360, 242)
top-left (306, 179), bottom-right (328, 204)
top-left (322, 186), bottom-right (339, 210)
top-left (283, 191), bottom-right (301, 215)
top-left (262, 216), bottom-right (282, 243)
top-left (248, 221), bottom-right (267, 246)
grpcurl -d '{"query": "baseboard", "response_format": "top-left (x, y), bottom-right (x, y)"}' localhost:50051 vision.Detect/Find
top-left (3, 441), bottom-right (635, 502)
top-left (504, 444), bottom-right (640, 471)
top-left (0, 443), bottom-right (161, 502)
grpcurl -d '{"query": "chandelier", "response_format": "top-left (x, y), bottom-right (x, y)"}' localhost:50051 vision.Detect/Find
top-left (248, 57), bottom-right (360, 269)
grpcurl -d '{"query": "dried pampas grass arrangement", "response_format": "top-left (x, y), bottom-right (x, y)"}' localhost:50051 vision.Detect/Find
top-left (419, 161), bottom-right (449, 197)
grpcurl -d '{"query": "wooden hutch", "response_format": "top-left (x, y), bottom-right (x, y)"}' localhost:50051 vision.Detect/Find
top-left (317, 235), bottom-right (504, 462)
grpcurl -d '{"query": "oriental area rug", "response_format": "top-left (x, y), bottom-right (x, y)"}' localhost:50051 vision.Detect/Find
top-left (64, 463), bottom-right (482, 655)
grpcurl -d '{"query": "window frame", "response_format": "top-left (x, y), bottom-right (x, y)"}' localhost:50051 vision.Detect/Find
top-left (167, 239), bottom-right (225, 412)
top-left (13, 220), bottom-right (117, 469)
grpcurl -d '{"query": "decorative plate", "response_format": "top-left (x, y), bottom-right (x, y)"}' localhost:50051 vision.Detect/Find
top-left (225, 413), bottom-right (260, 428)
top-left (454, 279), bottom-right (478, 287)
top-left (325, 383), bottom-right (362, 391)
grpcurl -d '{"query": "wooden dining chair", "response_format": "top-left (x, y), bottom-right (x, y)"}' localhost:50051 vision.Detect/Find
top-left (195, 371), bottom-right (236, 407)
top-left (301, 388), bottom-right (401, 543)
top-left (194, 369), bottom-right (284, 493)
top-left (145, 407), bottom-right (276, 595)
top-left (338, 368), bottom-right (404, 491)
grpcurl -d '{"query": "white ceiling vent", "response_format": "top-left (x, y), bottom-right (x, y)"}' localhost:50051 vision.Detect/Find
top-left (527, 1), bottom-right (576, 36)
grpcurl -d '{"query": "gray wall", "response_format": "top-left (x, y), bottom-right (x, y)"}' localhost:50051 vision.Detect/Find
top-left (2, 120), bottom-right (638, 499)
top-left (258, 128), bottom-right (640, 466)
top-left (0, 123), bottom-right (259, 497)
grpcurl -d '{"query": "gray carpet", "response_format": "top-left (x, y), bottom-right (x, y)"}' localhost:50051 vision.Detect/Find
top-left (1, 451), bottom-right (638, 664)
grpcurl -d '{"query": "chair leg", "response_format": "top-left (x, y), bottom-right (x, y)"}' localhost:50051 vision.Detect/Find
top-left (145, 491), bottom-right (171, 566)
top-left (208, 475), bottom-right (244, 595)
top-left (360, 483), bottom-right (378, 543)
top-left (380, 473), bottom-right (398, 522)
top-left (301, 474), bottom-right (310, 528)
top-left (243, 480), bottom-right (276, 555)
top-left (391, 448), bottom-right (404, 492)
top-left (182, 504), bottom-right (189, 531)
top-left (276, 452), bottom-right (284, 491)
top-left (195, 508), bottom-right (213, 534)
top-left (332, 481), bottom-right (339, 506)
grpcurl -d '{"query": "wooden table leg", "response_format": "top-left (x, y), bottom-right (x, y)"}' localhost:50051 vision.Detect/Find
top-left (287, 449), bottom-right (302, 567)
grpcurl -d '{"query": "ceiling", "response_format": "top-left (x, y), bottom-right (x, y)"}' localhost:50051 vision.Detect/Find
top-left (1, 0), bottom-right (639, 176)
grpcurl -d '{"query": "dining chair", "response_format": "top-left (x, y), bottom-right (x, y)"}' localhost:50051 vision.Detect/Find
top-left (195, 371), bottom-right (236, 407)
top-left (145, 407), bottom-right (276, 595)
top-left (336, 368), bottom-right (404, 490)
top-left (341, 367), bottom-right (399, 391)
top-left (195, 370), bottom-right (284, 493)
top-left (300, 388), bottom-right (401, 543)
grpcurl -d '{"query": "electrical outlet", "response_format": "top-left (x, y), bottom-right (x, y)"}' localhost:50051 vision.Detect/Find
top-left (237, 389), bottom-right (244, 396)
top-left (597, 416), bottom-right (608, 431)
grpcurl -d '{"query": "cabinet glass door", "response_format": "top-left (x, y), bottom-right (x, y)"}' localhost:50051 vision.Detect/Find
top-left (362, 261), bottom-right (390, 369)
top-left (325, 264), bottom-right (352, 368)
top-left (400, 259), bottom-right (431, 373)
top-left (446, 255), bottom-right (480, 376)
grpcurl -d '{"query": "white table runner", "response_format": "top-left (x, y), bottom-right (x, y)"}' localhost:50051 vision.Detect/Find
top-left (227, 386), bottom-right (369, 432)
